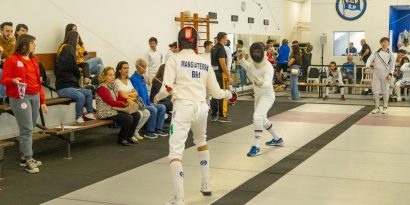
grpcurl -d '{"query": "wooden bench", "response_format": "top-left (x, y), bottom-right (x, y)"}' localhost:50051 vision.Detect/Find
top-left (36, 51), bottom-right (97, 71)
top-left (0, 140), bottom-right (16, 178)
top-left (42, 119), bottom-right (113, 159)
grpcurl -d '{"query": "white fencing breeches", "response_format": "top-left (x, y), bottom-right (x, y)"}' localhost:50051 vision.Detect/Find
top-left (372, 74), bottom-right (390, 95)
top-left (168, 100), bottom-right (209, 161)
top-left (253, 94), bottom-right (275, 131)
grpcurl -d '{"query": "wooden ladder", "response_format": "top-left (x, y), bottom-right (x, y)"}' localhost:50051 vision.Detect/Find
top-left (175, 12), bottom-right (218, 51)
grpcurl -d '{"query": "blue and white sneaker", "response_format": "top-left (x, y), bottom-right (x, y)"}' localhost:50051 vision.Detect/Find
top-left (265, 138), bottom-right (284, 146)
top-left (247, 146), bottom-right (261, 157)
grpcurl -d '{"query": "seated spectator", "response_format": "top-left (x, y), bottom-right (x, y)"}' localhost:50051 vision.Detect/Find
top-left (150, 64), bottom-right (173, 117)
top-left (55, 31), bottom-right (95, 123)
top-left (341, 55), bottom-right (356, 94)
top-left (96, 66), bottom-right (140, 146)
top-left (130, 58), bottom-right (167, 139)
top-left (165, 42), bottom-right (178, 63)
top-left (114, 61), bottom-right (150, 142)
top-left (345, 42), bottom-right (357, 55)
top-left (65, 24), bottom-right (103, 85)
top-left (323, 61), bottom-right (345, 101)
top-left (14, 24), bottom-right (28, 39)
top-left (395, 57), bottom-right (410, 101)
top-left (396, 49), bottom-right (407, 65)
top-left (0, 22), bottom-right (16, 60)
top-left (1, 34), bottom-right (48, 173)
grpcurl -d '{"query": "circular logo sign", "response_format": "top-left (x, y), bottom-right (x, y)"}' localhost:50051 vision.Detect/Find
top-left (336, 0), bottom-right (367, 21)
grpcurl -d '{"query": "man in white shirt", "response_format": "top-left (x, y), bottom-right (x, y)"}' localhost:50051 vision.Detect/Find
top-left (161, 27), bottom-right (233, 205)
top-left (144, 37), bottom-right (163, 85)
top-left (366, 37), bottom-right (395, 114)
top-left (201, 40), bottom-right (213, 63)
top-left (165, 41), bottom-right (178, 63)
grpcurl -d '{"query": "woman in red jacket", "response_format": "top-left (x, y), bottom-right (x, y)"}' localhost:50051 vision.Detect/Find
top-left (95, 67), bottom-right (140, 146)
top-left (1, 34), bottom-right (48, 174)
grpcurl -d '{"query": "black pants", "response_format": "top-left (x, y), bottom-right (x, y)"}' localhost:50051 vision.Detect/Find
top-left (211, 71), bottom-right (226, 117)
top-left (108, 111), bottom-right (140, 141)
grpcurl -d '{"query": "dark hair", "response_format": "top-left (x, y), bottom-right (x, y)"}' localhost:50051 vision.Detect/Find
top-left (292, 40), bottom-right (299, 45)
top-left (379, 37), bottom-right (389, 43)
top-left (329, 61), bottom-right (337, 67)
top-left (266, 39), bottom-right (274, 44)
top-left (216, 32), bottom-right (227, 41)
top-left (290, 45), bottom-right (302, 65)
top-left (149, 37), bottom-right (158, 44)
top-left (14, 34), bottom-right (36, 57)
top-left (237, 40), bottom-right (243, 46)
top-left (64, 23), bottom-right (83, 46)
top-left (169, 41), bottom-right (177, 48)
top-left (0, 22), bottom-right (13, 30)
top-left (62, 31), bottom-right (79, 48)
top-left (115, 61), bottom-right (129, 79)
top-left (282, 39), bottom-right (288, 44)
top-left (401, 56), bottom-right (409, 66)
top-left (204, 40), bottom-right (213, 47)
top-left (155, 64), bottom-right (166, 82)
top-left (398, 49), bottom-right (406, 54)
top-left (226, 39), bottom-right (231, 47)
top-left (14, 24), bottom-right (28, 39)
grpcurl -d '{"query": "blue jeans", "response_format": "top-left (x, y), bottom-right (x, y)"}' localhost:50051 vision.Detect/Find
top-left (238, 67), bottom-right (247, 86)
top-left (0, 69), bottom-right (6, 98)
top-left (86, 57), bottom-right (103, 75)
top-left (10, 94), bottom-right (40, 159)
top-left (145, 104), bottom-right (166, 133)
top-left (290, 65), bottom-right (300, 100)
top-left (57, 88), bottom-right (94, 118)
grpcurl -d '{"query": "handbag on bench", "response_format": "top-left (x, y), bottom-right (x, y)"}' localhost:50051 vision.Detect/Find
top-left (112, 96), bottom-right (145, 114)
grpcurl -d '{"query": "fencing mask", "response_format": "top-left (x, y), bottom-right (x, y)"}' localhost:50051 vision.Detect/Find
top-left (250, 42), bottom-right (266, 69)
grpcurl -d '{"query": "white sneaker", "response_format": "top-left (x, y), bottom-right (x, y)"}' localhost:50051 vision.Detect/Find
top-left (371, 107), bottom-right (380, 114)
top-left (201, 181), bottom-right (212, 196)
top-left (25, 159), bottom-right (40, 174)
top-left (133, 134), bottom-right (143, 141)
top-left (84, 113), bottom-right (96, 120)
top-left (165, 196), bottom-right (184, 205)
top-left (76, 117), bottom-right (85, 123)
top-left (382, 107), bottom-right (388, 114)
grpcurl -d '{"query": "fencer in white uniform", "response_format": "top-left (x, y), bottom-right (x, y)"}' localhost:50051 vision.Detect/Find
top-left (366, 37), bottom-right (395, 114)
top-left (159, 27), bottom-right (233, 205)
top-left (237, 42), bottom-right (284, 157)
top-left (395, 62), bottom-right (410, 101)
top-left (323, 61), bottom-right (345, 101)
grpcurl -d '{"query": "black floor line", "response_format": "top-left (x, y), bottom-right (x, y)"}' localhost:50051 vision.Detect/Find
top-left (212, 105), bottom-right (373, 205)
top-left (0, 101), bottom-right (302, 205)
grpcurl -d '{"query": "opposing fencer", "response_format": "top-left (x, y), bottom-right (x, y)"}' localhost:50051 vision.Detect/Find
top-left (237, 42), bottom-right (284, 157)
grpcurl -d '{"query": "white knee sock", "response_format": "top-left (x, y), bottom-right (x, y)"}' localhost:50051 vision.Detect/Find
top-left (325, 87), bottom-right (330, 95)
top-left (373, 94), bottom-right (380, 108)
top-left (263, 121), bottom-right (279, 140)
top-left (254, 130), bottom-right (262, 147)
top-left (340, 87), bottom-right (345, 95)
top-left (170, 161), bottom-right (184, 200)
top-left (383, 94), bottom-right (389, 108)
top-left (197, 150), bottom-right (209, 183)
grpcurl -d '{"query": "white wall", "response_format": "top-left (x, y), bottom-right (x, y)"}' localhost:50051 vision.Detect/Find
top-left (1, 0), bottom-right (306, 70)
top-left (310, 0), bottom-right (409, 65)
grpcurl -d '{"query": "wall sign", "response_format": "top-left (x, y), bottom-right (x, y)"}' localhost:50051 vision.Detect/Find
top-left (335, 0), bottom-right (367, 21)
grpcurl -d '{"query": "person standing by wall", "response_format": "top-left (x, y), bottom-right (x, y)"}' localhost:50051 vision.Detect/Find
top-left (288, 45), bottom-right (302, 100)
top-left (360, 39), bottom-right (372, 64)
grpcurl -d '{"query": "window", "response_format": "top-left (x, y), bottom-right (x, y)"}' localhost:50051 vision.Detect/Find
top-left (333, 31), bottom-right (365, 56)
